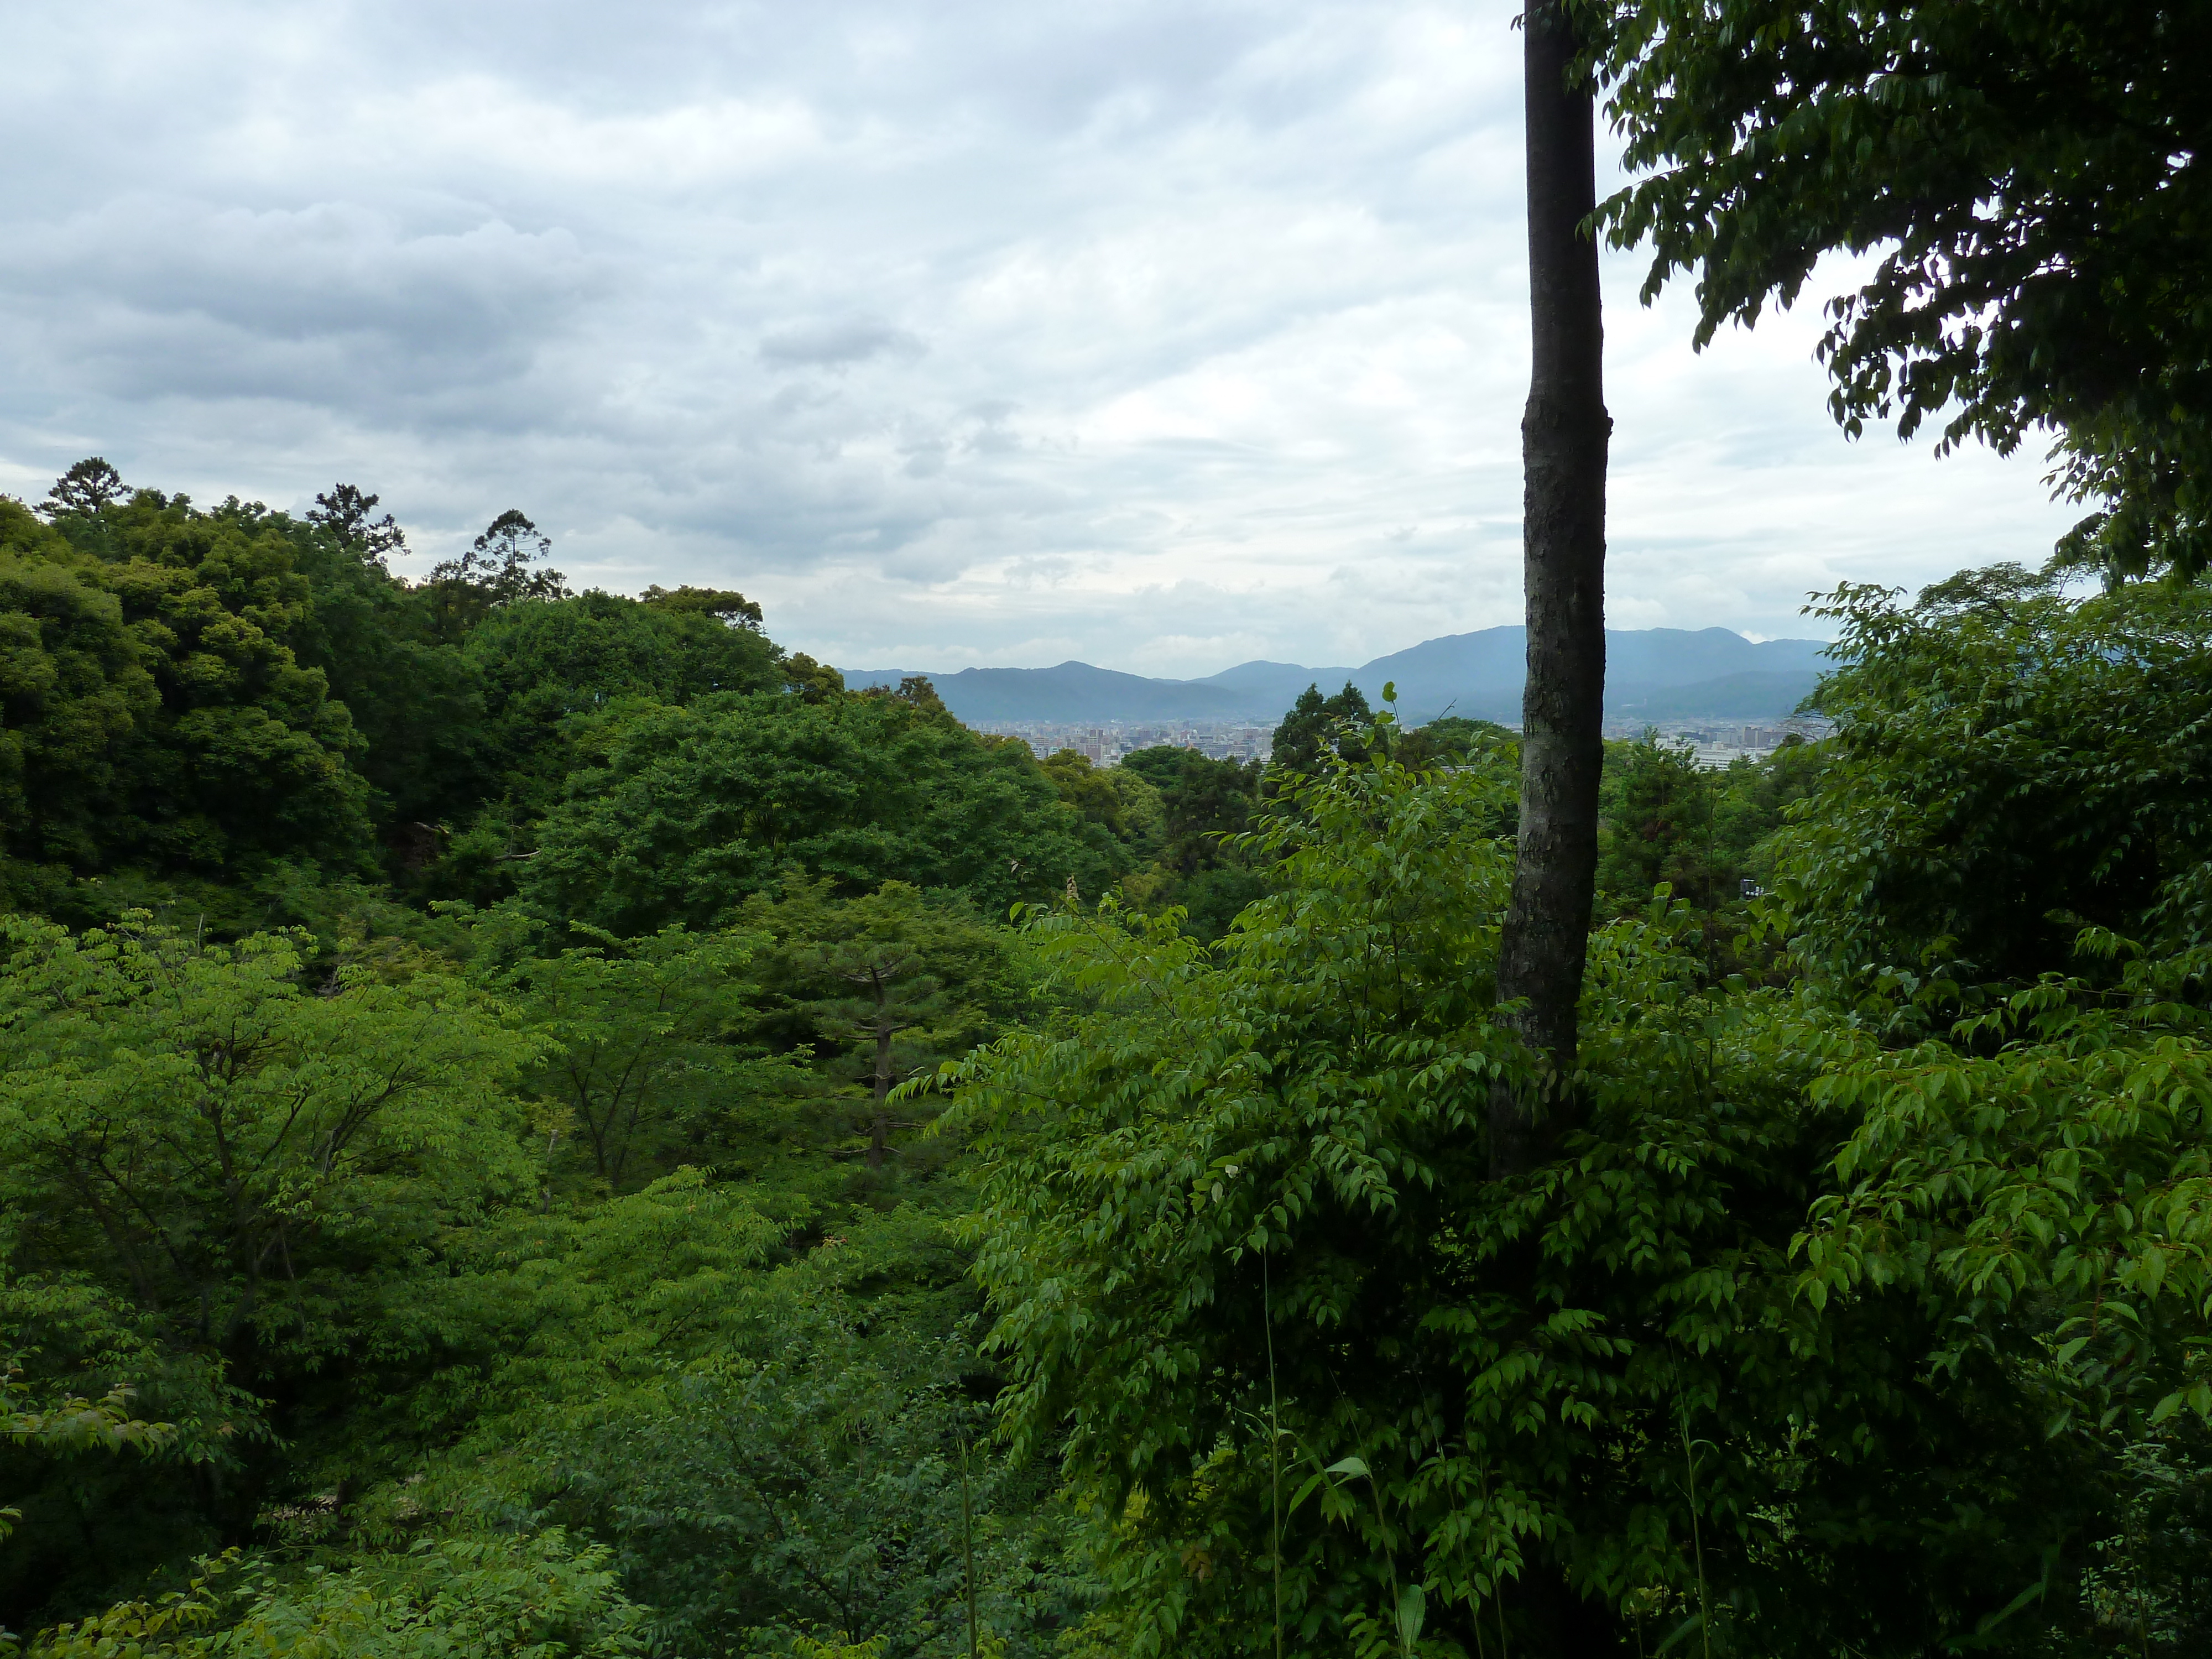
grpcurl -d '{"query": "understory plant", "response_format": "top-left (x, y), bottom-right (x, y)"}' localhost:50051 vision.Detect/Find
top-left (941, 727), bottom-right (2203, 1656)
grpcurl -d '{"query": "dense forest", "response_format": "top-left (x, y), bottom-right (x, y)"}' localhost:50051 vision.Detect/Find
top-left (11, 0), bottom-right (2208, 1647)
top-left (2, 459), bottom-right (2206, 1658)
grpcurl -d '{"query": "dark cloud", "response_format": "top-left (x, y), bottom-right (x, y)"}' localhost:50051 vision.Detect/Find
top-left (0, 202), bottom-right (601, 414)
top-left (759, 319), bottom-right (926, 369)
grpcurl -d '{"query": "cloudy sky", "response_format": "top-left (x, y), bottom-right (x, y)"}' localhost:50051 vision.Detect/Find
top-left (3, 0), bottom-right (2074, 676)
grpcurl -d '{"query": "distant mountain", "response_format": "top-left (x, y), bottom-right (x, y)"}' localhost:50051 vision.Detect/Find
top-left (1343, 627), bottom-right (1834, 722)
top-left (850, 627), bottom-right (1835, 727)
top-left (1619, 670), bottom-right (1825, 722)
top-left (847, 662), bottom-right (1256, 725)
top-left (1190, 659), bottom-right (1357, 715)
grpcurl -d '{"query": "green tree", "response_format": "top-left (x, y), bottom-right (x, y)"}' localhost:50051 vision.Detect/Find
top-left (475, 916), bottom-right (786, 1191)
top-left (290, 486), bottom-right (489, 835)
top-left (524, 691), bottom-right (1117, 933)
top-left (2, 1536), bottom-right (649, 1659)
top-left (742, 880), bottom-right (1014, 1171)
top-left (205, 1533), bottom-right (651, 1658)
top-left (1114, 748), bottom-right (1266, 940)
top-left (1118, 748), bottom-right (1259, 874)
top-left (640, 583), bottom-right (765, 628)
top-left (941, 741), bottom-right (2136, 1656)
top-left (1593, 734), bottom-right (1721, 914)
top-left (32, 461), bottom-right (129, 565)
top-left (1266, 682), bottom-right (1371, 781)
top-left (0, 915), bottom-right (538, 1371)
top-left (1705, 734), bottom-right (1822, 896)
top-left (1, 1268), bottom-right (260, 1628)
top-left (2, 486), bottom-right (379, 894)
top-left (1039, 750), bottom-right (1131, 839)
top-left (37, 462), bottom-right (127, 522)
top-left (1782, 567), bottom-right (2212, 985)
top-left (1499, 0), bottom-right (1613, 1194)
top-left (421, 510), bottom-right (570, 643)
top-left (457, 590), bottom-right (785, 817)
top-left (327, 1178), bottom-right (1071, 1658)
top-left (304, 485), bottom-right (406, 573)
top-left (785, 653), bottom-right (848, 704)
top-left (2, 1311), bottom-right (186, 1625)
top-left (1595, 0), bottom-right (2212, 579)
top-left (0, 503), bottom-right (159, 901)
top-left (1395, 714), bottom-right (1515, 770)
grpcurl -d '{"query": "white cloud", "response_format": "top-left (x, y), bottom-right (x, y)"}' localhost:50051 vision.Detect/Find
top-left (0, 0), bottom-right (2075, 675)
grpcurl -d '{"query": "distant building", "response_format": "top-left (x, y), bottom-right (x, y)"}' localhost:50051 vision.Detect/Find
top-left (973, 719), bottom-right (1272, 766)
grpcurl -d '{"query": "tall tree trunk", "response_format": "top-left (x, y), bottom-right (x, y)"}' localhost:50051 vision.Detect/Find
top-left (1491, 0), bottom-right (1610, 1178)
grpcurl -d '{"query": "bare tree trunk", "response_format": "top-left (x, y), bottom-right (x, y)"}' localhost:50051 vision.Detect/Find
top-left (1491, 0), bottom-right (1610, 1178)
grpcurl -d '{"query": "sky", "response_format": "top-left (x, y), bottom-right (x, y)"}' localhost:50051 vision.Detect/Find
top-left (2, 0), bottom-right (2078, 677)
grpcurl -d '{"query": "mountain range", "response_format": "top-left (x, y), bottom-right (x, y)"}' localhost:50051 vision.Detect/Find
top-left (851, 626), bottom-right (1837, 727)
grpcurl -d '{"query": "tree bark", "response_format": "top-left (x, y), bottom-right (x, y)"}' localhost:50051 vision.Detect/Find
top-left (1491, 0), bottom-right (1610, 1178)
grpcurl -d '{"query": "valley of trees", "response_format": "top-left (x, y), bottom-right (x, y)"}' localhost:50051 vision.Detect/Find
top-left (3, 462), bottom-right (2205, 1658)
top-left (7, 2), bottom-right (2210, 1655)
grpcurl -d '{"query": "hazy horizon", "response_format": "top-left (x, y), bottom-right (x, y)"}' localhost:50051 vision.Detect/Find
top-left (846, 618), bottom-right (1835, 682)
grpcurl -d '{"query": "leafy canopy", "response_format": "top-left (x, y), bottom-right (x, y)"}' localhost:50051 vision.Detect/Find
top-left (524, 691), bottom-right (1124, 934)
top-left (1594, 1), bottom-right (2212, 579)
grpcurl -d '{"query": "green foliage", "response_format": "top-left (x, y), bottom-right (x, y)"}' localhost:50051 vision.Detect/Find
top-left (1118, 748), bottom-right (1260, 877)
top-left (1783, 570), bottom-right (2212, 984)
top-left (1040, 750), bottom-right (1135, 839)
top-left (458, 591), bottom-right (785, 817)
top-left (942, 738), bottom-right (2162, 1656)
top-left (0, 491), bottom-right (377, 897)
top-left (785, 653), bottom-right (849, 703)
top-left (1593, 733), bottom-right (1818, 920)
top-left (9, 445), bottom-right (2212, 1657)
top-left (286, 486), bottom-right (487, 834)
top-left (0, 915), bottom-right (539, 1369)
top-left (1267, 681), bottom-right (1371, 779)
top-left (0, 503), bottom-right (160, 885)
top-left (2, 1354), bottom-right (178, 1564)
top-left (639, 583), bottom-right (766, 628)
top-left (1595, 736), bottom-right (1721, 912)
top-left (1593, 0), bottom-right (2212, 579)
top-left (467, 915), bottom-right (791, 1191)
top-left (0, 912), bottom-right (537, 1613)
top-left (0, 1269), bottom-right (260, 1624)
top-left (1113, 747), bottom-right (1267, 940)
top-left (1394, 714), bottom-right (1515, 770)
top-left (3, 467), bottom-right (807, 919)
top-left (471, 1286), bottom-right (1023, 1656)
top-left (330, 1177), bottom-right (1073, 1658)
top-left (1798, 933), bottom-right (2212, 1432)
top-left (210, 1533), bottom-right (649, 1658)
top-left (739, 880), bottom-right (1019, 1172)
top-left (2, 1369), bottom-right (172, 1467)
top-left (0, 465), bottom-right (1106, 1651)
top-left (524, 691), bottom-right (1118, 933)
top-left (38, 462), bottom-right (127, 523)
top-left (420, 510), bottom-right (571, 644)
top-left (352, 1168), bottom-right (791, 1472)
top-left (1, 1556), bottom-right (233, 1659)
top-left (2, 1536), bottom-right (648, 1659)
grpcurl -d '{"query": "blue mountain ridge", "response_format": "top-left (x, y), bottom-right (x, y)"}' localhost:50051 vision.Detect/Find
top-left (853, 625), bottom-right (1835, 727)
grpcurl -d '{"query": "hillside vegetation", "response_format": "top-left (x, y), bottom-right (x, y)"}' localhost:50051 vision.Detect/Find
top-left (2, 468), bottom-right (2209, 1658)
